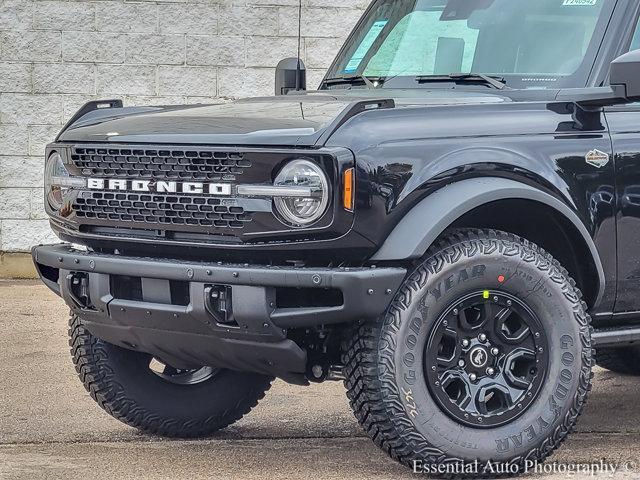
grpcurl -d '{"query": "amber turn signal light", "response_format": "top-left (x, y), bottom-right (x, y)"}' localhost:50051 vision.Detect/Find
top-left (343, 167), bottom-right (354, 212)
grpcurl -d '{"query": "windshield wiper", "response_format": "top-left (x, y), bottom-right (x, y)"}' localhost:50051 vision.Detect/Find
top-left (322, 75), bottom-right (380, 89)
top-left (415, 73), bottom-right (508, 90)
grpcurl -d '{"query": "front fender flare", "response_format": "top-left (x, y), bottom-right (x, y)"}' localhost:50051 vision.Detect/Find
top-left (370, 177), bottom-right (605, 305)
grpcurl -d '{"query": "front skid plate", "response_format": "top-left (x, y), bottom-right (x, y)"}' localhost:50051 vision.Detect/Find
top-left (32, 243), bottom-right (407, 379)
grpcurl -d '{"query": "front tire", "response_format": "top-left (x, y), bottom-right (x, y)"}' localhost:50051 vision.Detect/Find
top-left (343, 229), bottom-right (593, 475)
top-left (69, 315), bottom-right (273, 437)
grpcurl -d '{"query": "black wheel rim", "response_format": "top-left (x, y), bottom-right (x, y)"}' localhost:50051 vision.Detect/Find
top-left (148, 358), bottom-right (218, 385)
top-left (425, 291), bottom-right (549, 428)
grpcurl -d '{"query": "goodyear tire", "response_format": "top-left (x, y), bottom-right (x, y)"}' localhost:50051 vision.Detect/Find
top-left (343, 229), bottom-right (593, 476)
top-left (69, 315), bottom-right (273, 437)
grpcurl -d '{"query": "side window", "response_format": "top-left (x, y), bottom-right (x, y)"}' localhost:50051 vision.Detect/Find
top-left (630, 21), bottom-right (640, 52)
top-left (610, 13), bottom-right (640, 107)
top-left (617, 12), bottom-right (640, 107)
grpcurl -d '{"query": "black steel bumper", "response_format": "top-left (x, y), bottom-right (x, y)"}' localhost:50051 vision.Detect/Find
top-left (32, 244), bottom-right (406, 381)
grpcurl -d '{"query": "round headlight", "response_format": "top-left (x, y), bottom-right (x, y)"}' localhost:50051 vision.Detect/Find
top-left (273, 160), bottom-right (329, 227)
top-left (45, 152), bottom-right (70, 210)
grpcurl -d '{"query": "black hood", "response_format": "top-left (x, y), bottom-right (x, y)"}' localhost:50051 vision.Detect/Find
top-left (57, 89), bottom-right (521, 147)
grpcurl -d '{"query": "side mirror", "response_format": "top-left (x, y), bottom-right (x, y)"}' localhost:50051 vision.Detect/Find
top-left (557, 49), bottom-right (640, 108)
top-left (610, 49), bottom-right (640, 102)
top-left (275, 58), bottom-right (306, 96)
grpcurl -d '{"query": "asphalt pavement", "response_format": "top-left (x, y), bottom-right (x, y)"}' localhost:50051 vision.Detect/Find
top-left (2, 280), bottom-right (640, 479)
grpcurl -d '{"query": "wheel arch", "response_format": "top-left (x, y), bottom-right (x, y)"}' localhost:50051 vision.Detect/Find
top-left (370, 177), bottom-right (605, 308)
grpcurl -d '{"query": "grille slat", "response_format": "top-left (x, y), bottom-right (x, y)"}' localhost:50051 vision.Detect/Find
top-left (73, 192), bottom-right (252, 229)
top-left (71, 146), bottom-right (251, 180)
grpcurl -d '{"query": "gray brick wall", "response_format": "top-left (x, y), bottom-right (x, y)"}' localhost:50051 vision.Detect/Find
top-left (0, 0), bottom-right (367, 252)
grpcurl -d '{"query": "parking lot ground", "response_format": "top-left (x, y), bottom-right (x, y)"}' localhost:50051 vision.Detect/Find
top-left (2, 280), bottom-right (640, 479)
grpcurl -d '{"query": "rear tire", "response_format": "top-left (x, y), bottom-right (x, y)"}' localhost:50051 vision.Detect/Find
top-left (69, 315), bottom-right (273, 437)
top-left (343, 229), bottom-right (593, 475)
top-left (597, 347), bottom-right (640, 375)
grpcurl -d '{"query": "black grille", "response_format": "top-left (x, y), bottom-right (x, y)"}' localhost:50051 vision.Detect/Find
top-left (71, 146), bottom-right (252, 180)
top-left (73, 192), bottom-right (252, 229)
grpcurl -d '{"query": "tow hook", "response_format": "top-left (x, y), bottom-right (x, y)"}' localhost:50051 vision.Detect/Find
top-left (65, 273), bottom-right (91, 309)
top-left (204, 285), bottom-right (235, 325)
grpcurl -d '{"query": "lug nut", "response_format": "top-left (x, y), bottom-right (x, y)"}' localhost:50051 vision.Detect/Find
top-left (469, 373), bottom-right (477, 382)
top-left (462, 339), bottom-right (470, 347)
top-left (486, 367), bottom-right (495, 376)
top-left (458, 359), bottom-right (465, 367)
top-left (479, 333), bottom-right (487, 342)
top-left (491, 347), bottom-right (499, 356)
top-left (453, 308), bottom-right (459, 315)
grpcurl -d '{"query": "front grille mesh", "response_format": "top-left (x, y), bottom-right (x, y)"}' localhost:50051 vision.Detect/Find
top-left (71, 146), bottom-right (252, 180)
top-left (73, 192), bottom-right (252, 229)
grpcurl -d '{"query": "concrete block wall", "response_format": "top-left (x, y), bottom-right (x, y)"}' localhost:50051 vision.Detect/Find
top-left (0, 0), bottom-right (368, 253)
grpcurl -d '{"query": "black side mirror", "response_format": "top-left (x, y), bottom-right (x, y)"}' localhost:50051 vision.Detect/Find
top-left (610, 49), bottom-right (640, 102)
top-left (275, 58), bottom-right (306, 96)
top-left (557, 49), bottom-right (640, 108)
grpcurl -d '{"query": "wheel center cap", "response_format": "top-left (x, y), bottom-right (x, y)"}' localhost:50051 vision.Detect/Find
top-left (469, 346), bottom-right (488, 368)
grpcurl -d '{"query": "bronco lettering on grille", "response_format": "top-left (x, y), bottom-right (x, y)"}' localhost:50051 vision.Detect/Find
top-left (87, 178), bottom-right (232, 196)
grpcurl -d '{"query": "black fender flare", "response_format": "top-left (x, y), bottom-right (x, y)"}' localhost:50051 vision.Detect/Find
top-left (370, 177), bottom-right (605, 306)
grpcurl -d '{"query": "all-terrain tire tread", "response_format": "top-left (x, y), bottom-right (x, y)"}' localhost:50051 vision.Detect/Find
top-left (342, 229), bottom-right (594, 477)
top-left (69, 315), bottom-right (273, 438)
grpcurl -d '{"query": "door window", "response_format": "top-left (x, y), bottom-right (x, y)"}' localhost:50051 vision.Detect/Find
top-left (631, 20), bottom-right (640, 52)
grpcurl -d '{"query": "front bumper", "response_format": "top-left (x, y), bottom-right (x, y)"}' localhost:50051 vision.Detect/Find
top-left (32, 244), bottom-right (406, 380)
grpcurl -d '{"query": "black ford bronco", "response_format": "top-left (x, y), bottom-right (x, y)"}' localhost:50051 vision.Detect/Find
top-left (31, 0), bottom-right (640, 474)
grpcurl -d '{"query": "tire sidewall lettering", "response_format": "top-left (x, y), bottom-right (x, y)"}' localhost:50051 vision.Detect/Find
top-left (391, 244), bottom-right (587, 461)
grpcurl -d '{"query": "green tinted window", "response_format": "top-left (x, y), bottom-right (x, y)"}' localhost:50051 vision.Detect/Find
top-left (630, 20), bottom-right (640, 52)
top-left (326, 0), bottom-right (614, 89)
top-left (364, 11), bottom-right (478, 76)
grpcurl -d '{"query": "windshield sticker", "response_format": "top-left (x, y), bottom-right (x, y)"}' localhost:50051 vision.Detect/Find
top-left (562, 0), bottom-right (598, 6)
top-left (344, 20), bottom-right (388, 74)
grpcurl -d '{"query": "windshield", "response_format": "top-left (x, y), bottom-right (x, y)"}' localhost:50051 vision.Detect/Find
top-left (324, 0), bottom-right (614, 90)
